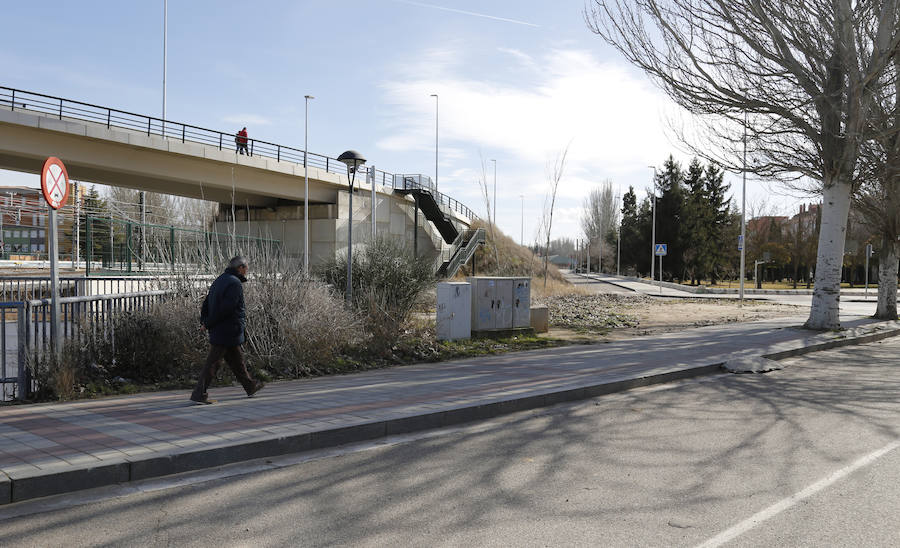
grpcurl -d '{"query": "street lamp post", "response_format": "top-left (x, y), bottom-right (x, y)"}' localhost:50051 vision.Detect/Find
top-left (519, 194), bottom-right (524, 246)
top-left (304, 95), bottom-right (314, 276)
top-left (338, 150), bottom-right (366, 306)
top-left (754, 259), bottom-right (766, 290)
top-left (490, 159), bottom-right (497, 227)
top-left (648, 166), bottom-right (657, 282)
top-left (616, 224), bottom-right (621, 276)
top-left (162, 0), bottom-right (167, 137)
top-left (740, 111), bottom-right (748, 305)
top-left (586, 235), bottom-right (591, 274)
top-left (430, 94), bottom-right (438, 193)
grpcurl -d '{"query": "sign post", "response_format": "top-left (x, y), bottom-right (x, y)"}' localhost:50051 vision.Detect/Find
top-left (865, 243), bottom-right (873, 299)
top-left (41, 157), bottom-right (70, 356)
top-left (654, 243), bottom-right (667, 294)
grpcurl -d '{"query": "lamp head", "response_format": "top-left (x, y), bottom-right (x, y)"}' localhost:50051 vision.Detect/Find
top-left (338, 150), bottom-right (366, 173)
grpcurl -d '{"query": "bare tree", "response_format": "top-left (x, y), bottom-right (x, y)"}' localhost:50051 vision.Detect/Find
top-left (580, 180), bottom-right (620, 272)
top-left (855, 56), bottom-right (900, 318)
top-left (476, 153), bottom-right (501, 270)
top-left (540, 143), bottom-right (571, 289)
top-left (586, 0), bottom-right (900, 329)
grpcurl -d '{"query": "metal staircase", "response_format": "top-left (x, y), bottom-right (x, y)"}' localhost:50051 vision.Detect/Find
top-left (394, 178), bottom-right (459, 244)
top-left (437, 228), bottom-right (485, 278)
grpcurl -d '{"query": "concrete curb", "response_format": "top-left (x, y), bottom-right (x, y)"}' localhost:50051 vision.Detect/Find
top-left (5, 323), bottom-right (900, 505)
top-left (762, 325), bottom-right (900, 361)
top-left (3, 363), bottom-right (723, 504)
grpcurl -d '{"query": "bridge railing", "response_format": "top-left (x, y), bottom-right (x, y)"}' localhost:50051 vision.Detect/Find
top-left (0, 86), bottom-right (476, 220)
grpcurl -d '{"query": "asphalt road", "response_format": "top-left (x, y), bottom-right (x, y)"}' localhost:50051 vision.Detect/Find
top-left (3, 336), bottom-right (900, 547)
top-left (565, 272), bottom-right (635, 294)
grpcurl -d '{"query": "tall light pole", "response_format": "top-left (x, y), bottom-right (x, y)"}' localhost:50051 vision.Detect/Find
top-left (519, 194), bottom-right (524, 245)
top-left (616, 223), bottom-right (621, 276)
top-left (338, 150), bottom-right (366, 306)
top-left (430, 94), bottom-right (438, 193)
top-left (740, 110), bottom-right (748, 305)
top-left (490, 159), bottom-right (497, 227)
top-left (648, 166), bottom-right (657, 282)
top-left (304, 95), bottom-right (314, 276)
top-left (162, 0), bottom-right (167, 136)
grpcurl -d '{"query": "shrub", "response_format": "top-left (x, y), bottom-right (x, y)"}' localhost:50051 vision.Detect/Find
top-left (322, 236), bottom-right (435, 351)
top-left (244, 271), bottom-right (359, 376)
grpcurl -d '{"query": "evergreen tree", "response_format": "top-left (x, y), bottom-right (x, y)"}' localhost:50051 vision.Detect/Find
top-left (653, 156), bottom-right (685, 280)
top-left (703, 163), bottom-right (733, 283)
top-left (619, 186), bottom-right (651, 275)
top-left (65, 185), bottom-right (111, 263)
top-left (681, 159), bottom-right (709, 284)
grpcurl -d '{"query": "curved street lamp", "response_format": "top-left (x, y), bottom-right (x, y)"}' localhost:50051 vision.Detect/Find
top-left (338, 149), bottom-right (366, 305)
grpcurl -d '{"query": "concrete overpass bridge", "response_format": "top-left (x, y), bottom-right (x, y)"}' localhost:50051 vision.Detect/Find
top-left (0, 86), bottom-right (482, 273)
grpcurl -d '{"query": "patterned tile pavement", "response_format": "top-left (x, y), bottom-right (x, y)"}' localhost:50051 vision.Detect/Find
top-left (1, 316), bottom-right (898, 503)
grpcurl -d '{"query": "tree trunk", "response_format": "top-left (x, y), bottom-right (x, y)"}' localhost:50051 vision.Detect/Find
top-left (805, 179), bottom-right (852, 330)
top-left (875, 239), bottom-right (898, 320)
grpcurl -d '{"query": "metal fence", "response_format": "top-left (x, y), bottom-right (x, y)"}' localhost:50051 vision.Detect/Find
top-left (83, 217), bottom-right (279, 275)
top-left (0, 85), bottom-right (477, 220)
top-left (0, 288), bottom-right (173, 402)
top-left (0, 275), bottom-right (164, 302)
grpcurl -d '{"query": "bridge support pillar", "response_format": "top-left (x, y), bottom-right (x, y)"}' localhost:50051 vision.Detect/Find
top-left (213, 188), bottom-right (449, 269)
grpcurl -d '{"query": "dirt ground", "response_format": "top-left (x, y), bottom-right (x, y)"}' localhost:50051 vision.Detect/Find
top-left (542, 295), bottom-right (805, 343)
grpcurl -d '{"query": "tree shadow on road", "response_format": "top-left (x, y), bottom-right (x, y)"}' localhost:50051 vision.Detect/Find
top-left (5, 340), bottom-right (900, 546)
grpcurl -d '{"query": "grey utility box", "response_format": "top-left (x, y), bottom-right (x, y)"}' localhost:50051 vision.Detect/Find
top-left (467, 277), bottom-right (531, 331)
top-left (436, 282), bottom-right (471, 340)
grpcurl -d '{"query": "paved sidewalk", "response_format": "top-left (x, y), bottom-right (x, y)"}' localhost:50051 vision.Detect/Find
top-left (2, 316), bottom-right (899, 505)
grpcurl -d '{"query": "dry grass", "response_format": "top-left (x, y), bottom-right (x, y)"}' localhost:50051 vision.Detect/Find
top-left (454, 219), bottom-right (569, 284)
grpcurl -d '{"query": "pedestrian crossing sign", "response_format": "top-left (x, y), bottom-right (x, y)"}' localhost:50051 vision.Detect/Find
top-left (655, 243), bottom-right (667, 256)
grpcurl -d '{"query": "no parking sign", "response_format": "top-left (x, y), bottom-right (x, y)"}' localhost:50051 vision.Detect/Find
top-left (41, 157), bottom-right (70, 209)
top-left (40, 156), bottom-right (68, 356)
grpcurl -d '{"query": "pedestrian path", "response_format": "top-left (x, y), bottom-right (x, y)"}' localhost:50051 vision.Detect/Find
top-left (1, 316), bottom-right (898, 505)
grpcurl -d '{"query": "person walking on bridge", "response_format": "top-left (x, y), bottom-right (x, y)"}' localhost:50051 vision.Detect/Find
top-left (191, 256), bottom-right (264, 404)
top-left (235, 127), bottom-right (249, 155)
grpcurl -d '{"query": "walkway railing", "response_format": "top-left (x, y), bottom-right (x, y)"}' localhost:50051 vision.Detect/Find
top-left (1, 289), bottom-right (173, 401)
top-left (0, 86), bottom-right (476, 220)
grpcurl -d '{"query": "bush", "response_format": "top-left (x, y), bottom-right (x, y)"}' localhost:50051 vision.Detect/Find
top-left (322, 236), bottom-right (435, 351)
top-left (244, 271), bottom-right (359, 376)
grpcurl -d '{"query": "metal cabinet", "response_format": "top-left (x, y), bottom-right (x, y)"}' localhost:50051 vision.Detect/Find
top-left (436, 282), bottom-right (471, 340)
top-left (467, 276), bottom-right (531, 331)
top-left (513, 278), bottom-right (531, 328)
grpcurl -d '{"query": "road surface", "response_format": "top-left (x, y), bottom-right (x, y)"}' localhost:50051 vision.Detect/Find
top-left (3, 337), bottom-right (899, 546)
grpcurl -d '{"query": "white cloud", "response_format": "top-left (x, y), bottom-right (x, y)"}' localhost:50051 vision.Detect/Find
top-left (223, 114), bottom-right (272, 127)
top-left (377, 46), bottom-right (679, 240)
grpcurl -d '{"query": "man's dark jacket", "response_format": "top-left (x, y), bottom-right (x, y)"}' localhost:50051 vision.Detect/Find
top-left (200, 267), bottom-right (247, 346)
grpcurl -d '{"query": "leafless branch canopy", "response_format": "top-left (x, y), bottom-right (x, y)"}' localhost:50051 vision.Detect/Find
top-left (585, 0), bottom-right (900, 183)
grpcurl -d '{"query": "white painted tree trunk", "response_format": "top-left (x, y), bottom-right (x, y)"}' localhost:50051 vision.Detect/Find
top-left (805, 178), bottom-right (852, 330)
top-left (875, 240), bottom-right (898, 320)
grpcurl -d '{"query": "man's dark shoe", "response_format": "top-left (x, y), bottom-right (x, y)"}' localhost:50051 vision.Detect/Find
top-left (190, 396), bottom-right (216, 405)
top-left (246, 381), bottom-right (265, 397)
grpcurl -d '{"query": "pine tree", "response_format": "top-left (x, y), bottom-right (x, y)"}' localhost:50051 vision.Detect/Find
top-left (681, 159), bottom-right (708, 284)
top-left (703, 163), bottom-right (733, 283)
top-left (653, 156), bottom-right (685, 280)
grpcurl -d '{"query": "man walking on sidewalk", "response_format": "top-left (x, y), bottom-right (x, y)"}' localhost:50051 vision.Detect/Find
top-left (191, 256), bottom-right (264, 404)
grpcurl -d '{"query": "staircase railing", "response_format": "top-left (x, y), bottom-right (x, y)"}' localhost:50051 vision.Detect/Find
top-left (439, 228), bottom-right (485, 278)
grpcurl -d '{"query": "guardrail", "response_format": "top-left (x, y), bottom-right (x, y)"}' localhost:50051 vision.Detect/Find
top-left (0, 275), bottom-right (162, 302)
top-left (1, 289), bottom-right (173, 401)
top-left (0, 85), bottom-right (476, 221)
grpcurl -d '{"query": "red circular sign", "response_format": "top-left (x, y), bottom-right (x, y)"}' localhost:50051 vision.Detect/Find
top-left (41, 157), bottom-right (70, 210)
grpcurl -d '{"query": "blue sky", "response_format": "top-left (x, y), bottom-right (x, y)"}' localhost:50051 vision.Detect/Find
top-left (1, 0), bottom-right (793, 243)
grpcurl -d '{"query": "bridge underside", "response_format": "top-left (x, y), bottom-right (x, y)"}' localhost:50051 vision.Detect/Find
top-left (0, 105), bottom-right (471, 271)
top-left (0, 107), bottom-right (343, 208)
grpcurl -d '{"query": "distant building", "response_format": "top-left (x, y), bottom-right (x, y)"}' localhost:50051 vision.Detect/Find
top-left (0, 185), bottom-right (82, 260)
